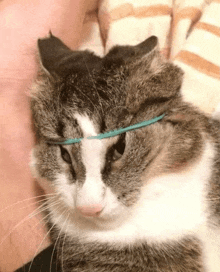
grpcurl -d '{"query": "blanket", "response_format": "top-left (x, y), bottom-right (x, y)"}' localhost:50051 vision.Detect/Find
top-left (78, 0), bottom-right (220, 114)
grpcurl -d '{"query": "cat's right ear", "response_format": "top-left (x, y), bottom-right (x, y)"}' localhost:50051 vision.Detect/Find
top-left (134, 35), bottom-right (158, 56)
top-left (38, 32), bottom-right (101, 76)
top-left (103, 36), bottom-right (158, 69)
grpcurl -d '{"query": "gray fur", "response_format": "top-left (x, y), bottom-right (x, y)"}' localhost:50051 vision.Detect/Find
top-left (52, 235), bottom-right (202, 272)
top-left (28, 34), bottom-right (220, 272)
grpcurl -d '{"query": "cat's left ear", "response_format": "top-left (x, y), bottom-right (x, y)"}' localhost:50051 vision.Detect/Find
top-left (38, 32), bottom-right (101, 76)
top-left (103, 36), bottom-right (158, 68)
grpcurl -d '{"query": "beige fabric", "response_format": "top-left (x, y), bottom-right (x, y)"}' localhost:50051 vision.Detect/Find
top-left (174, 0), bottom-right (220, 113)
top-left (79, 0), bottom-right (220, 114)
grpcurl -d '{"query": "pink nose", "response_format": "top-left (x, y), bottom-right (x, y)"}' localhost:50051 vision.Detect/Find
top-left (77, 205), bottom-right (103, 217)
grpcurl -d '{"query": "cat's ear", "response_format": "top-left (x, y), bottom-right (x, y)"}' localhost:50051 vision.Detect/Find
top-left (103, 36), bottom-right (158, 68)
top-left (134, 35), bottom-right (158, 56)
top-left (126, 54), bottom-right (184, 113)
top-left (38, 32), bottom-right (101, 76)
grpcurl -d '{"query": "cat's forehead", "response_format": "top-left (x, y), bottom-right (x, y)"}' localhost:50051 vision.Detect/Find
top-left (61, 64), bottom-right (126, 109)
top-left (56, 65), bottom-right (130, 128)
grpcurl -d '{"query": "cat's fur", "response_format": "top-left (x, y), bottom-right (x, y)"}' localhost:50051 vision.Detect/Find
top-left (17, 34), bottom-right (220, 272)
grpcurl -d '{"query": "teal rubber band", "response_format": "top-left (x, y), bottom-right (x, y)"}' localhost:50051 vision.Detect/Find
top-left (59, 138), bottom-right (83, 145)
top-left (47, 113), bottom-right (165, 145)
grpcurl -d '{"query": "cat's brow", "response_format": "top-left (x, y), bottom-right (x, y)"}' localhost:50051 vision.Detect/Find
top-left (46, 114), bottom-right (165, 145)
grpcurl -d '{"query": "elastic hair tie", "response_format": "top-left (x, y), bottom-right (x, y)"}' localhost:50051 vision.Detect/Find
top-left (47, 113), bottom-right (165, 145)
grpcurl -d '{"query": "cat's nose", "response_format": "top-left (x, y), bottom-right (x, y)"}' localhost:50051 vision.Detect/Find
top-left (76, 205), bottom-right (103, 217)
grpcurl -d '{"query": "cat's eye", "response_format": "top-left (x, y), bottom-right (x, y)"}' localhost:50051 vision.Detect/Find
top-left (60, 146), bottom-right (72, 164)
top-left (112, 134), bottom-right (126, 161)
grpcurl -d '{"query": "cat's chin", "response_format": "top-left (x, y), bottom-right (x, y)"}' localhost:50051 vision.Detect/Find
top-left (73, 206), bottom-right (130, 230)
top-left (78, 216), bottom-right (124, 231)
top-left (49, 202), bottom-right (131, 235)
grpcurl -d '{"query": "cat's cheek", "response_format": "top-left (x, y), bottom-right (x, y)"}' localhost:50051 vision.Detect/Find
top-left (95, 187), bottom-right (131, 226)
top-left (30, 149), bottom-right (56, 195)
top-left (37, 177), bottom-right (55, 195)
top-left (54, 173), bottom-right (76, 208)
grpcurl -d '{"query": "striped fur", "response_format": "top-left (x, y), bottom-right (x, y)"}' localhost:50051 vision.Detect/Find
top-left (17, 33), bottom-right (220, 272)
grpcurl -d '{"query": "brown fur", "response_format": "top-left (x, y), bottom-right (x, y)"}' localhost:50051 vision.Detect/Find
top-left (16, 34), bottom-right (220, 272)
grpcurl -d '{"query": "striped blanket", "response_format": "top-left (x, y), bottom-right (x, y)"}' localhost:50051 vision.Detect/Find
top-left (79, 0), bottom-right (220, 114)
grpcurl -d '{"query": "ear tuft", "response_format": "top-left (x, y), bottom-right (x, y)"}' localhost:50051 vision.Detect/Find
top-left (49, 30), bottom-right (53, 37)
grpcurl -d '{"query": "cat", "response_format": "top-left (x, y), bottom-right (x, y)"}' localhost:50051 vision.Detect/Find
top-left (16, 33), bottom-right (220, 272)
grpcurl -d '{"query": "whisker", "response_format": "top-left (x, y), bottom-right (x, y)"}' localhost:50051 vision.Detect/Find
top-left (8, 196), bottom-right (56, 219)
top-left (28, 197), bottom-right (60, 218)
top-left (75, 214), bottom-right (88, 270)
top-left (61, 220), bottom-right (69, 272)
top-left (27, 209), bottom-right (67, 272)
top-left (0, 193), bottom-right (57, 215)
top-left (50, 213), bottom-right (70, 272)
top-left (0, 198), bottom-right (59, 248)
top-left (31, 200), bottom-right (62, 229)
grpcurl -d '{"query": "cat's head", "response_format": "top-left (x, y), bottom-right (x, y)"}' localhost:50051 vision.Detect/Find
top-left (31, 34), bottom-right (205, 235)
